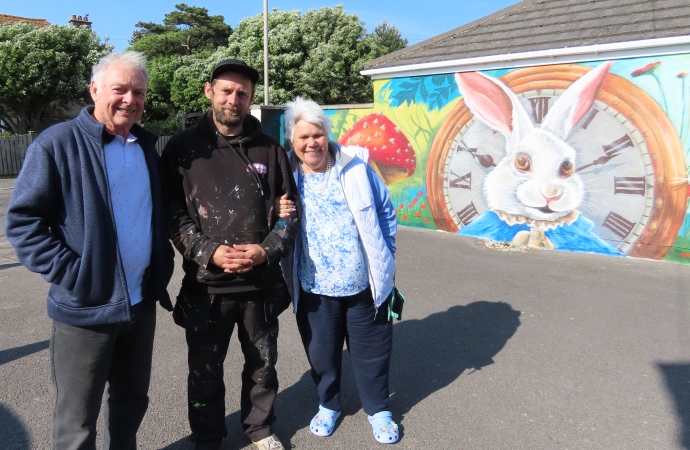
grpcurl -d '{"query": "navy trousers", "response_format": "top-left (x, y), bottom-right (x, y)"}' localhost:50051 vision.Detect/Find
top-left (296, 287), bottom-right (393, 416)
top-left (50, 300), bottom-right (156, 450)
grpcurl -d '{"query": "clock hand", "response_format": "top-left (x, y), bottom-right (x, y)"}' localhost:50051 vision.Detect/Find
top-left (475, 153), bottom-right (496, 168)
top-left (457, 142), bottom-right (496, 168)
top-left (576, 151), bottom-right (621, 172)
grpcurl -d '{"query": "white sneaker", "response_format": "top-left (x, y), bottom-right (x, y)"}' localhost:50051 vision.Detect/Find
top-left (253, 434), bottom-right (285, 450)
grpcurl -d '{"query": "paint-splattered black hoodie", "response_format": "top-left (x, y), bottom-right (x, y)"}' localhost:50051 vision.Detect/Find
top-left (160, 111), bottom-right (299, 294)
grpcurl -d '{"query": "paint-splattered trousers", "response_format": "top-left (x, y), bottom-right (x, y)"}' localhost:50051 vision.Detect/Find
top-left (296, 287), bottom-right (393, 416)
top-left (175, 290), bottom-right (279, 444)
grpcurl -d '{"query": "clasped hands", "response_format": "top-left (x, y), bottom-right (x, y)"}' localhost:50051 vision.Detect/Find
top-left (212, 244), bottom-right (267, 273)
top-left (211, 194), bottom-right (295, 273)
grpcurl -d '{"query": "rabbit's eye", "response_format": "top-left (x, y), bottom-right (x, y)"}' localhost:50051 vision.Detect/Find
top-left (515, 154), bottom-right (531, 172)
top-left (560, 161), bottom-right (574, 177)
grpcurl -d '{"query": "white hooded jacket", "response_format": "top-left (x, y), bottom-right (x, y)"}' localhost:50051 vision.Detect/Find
top-left (281, 142), bottom-right (397, 311)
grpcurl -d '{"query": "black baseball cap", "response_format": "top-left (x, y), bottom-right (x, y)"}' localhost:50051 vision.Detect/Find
top-left (210, 59), bottom-right (259, 83)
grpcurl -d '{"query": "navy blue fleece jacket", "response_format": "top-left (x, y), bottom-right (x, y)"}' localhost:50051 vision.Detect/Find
top-left (5, 107), bottom-right (174, 326)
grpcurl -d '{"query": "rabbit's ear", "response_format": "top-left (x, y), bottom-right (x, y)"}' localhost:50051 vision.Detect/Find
top-left (541, 62), bottom-right (612, 140)
top-left (455, 71), bottom-right (533, 144)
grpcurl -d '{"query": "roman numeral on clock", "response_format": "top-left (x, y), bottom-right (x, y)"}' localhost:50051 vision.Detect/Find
top-left (603, 134), bottom-right (633, 157)
top-left (456, 202), bottom-right (479, 225)
top-left (528, 97), bottom-right (550, 124)
top-left (449, 171), bottom-right (471, 189)
top-left (614, 177), bottom-right (646, 195)
top-left (602, 211), bottom-right (636, 238)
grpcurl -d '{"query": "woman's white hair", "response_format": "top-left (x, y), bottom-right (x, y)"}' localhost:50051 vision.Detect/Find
top-left (91, 51), bottom-right (148, 86)
top-left (284, 97), bottom-right (332, 142)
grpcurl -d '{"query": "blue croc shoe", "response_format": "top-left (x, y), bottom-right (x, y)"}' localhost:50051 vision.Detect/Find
top-left (310, 406), bottom-right (341, 437)
top-left (368, 411), bottom-right (400, 444)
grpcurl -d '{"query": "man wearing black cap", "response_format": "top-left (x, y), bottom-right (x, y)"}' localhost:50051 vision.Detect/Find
top-left (160, 59), bottom-right (299, 450)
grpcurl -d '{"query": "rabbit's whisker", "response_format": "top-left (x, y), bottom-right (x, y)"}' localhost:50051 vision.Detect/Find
top-left (580, 198), bottom-right (606, 209)
top-left (585, 189), bottom-right (611, 197)
top-left (578, 204), bottom-right (597, 216)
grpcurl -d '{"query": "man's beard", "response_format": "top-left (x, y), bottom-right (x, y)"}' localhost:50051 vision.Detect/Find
top-left (214, 105), bottom-right (246, 128)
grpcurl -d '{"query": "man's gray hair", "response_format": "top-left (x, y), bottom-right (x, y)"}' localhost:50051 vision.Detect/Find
top-left (284, 97), bottom-right (332, 142)
top-left (91, 51), bottom-right (148, 85)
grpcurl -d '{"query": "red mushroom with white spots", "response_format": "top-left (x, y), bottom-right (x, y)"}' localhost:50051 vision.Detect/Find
top-left (338, 113), bottom-right (416, 185)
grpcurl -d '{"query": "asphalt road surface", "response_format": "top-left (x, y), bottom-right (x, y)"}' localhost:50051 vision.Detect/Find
top-left (2, 177), bottom-right (690, 449)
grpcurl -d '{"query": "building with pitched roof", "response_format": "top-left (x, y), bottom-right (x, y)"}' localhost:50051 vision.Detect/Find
top-left (364, 0), bottom-right (690, 73)
top-left (0, 14), bottom-right (49, 27)
top-left (321, 0), bottom-right (690, 264)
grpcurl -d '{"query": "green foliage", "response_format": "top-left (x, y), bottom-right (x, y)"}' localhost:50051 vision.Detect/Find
top-left (138, 5), bottom-right (408, 130)
top-left (0, 22), bottom-right (112, 134)
top-left (368, 20), bottom-right (408, 55)
top-left (295, 6), bottom-right (372, 104)
top-left (144, 55), bottom-right (184, 123)
top-left (214, 6), bottom-right (408, 105)
top-left (142, 114), bottom-right (180, 136)
top-left (170, 55), bottom-right (213, 113)
top-left (129, 3), bottom-right (231, 57)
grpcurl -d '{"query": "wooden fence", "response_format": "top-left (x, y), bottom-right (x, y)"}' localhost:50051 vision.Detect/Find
top-left (155, 135), bottom-right (171, 154)
top-left (0, 134), bottom-right (32, 177)
top-left (0, 134), bottom-right (173, 177)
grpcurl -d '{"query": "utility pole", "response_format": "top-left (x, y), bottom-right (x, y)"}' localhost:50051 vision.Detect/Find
top-left (263, 0), bottom-right (269, 105)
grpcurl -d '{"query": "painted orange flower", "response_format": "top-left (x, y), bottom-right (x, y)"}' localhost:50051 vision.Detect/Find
top-left (631, 61), bottom-right (661, 77)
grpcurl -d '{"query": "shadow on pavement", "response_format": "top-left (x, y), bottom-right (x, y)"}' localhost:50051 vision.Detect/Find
top-left (159, 301), bottom-right (521, 449)
top-left (159, 369), bottom-right (316, 449)
top-left (275, 301), bottom-right (522, 442)
top-left (390, 301), bottom-right (521, 416)
top-left (0, 263), bottom-right (21, 271)
top-left (0, 404), bottom-right (30, 450)
top-left (159, 411), bottom-right (244, 450)
top-left (0, 340), bottom-right (49, 366)
top-left (658, 363), bottom-right (690, 449)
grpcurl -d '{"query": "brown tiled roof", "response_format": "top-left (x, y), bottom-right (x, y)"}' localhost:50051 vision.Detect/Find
top-left (0, 14), bottom-right (50, 27)
top-left (364, 0), bottom-right (690, 70)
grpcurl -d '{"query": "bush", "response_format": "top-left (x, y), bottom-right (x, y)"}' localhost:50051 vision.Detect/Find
top-left (142, 114), bottom-right (180, 136)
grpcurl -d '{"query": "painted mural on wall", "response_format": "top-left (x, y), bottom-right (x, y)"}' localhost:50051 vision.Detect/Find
top-left (324, 54), bottom-right (690, 264)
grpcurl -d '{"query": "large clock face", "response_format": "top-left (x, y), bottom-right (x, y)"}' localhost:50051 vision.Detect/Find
top-left (426, 64), bottom-right (687, 259)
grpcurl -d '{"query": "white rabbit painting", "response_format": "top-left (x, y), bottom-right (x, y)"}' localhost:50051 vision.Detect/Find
top-left (454, 62), bottom-right (621, 254)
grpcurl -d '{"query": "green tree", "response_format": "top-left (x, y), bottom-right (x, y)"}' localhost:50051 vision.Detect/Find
top-left (296, 6), bottom-right (374, 104)
top-left (171, 6), bottom-right (406, 107)
top-left (129, 3), bottom-right (232, 57)
top-left (220, 9), bottom-right (304, 104)
top-left (0, 22), bottom-right (112, 134)
top-left (139, 5), bottom-right (408, 133)
top-left (141, 55), bottom-right (185, 135)
top-left (369, 20), bottom-right (408, 54)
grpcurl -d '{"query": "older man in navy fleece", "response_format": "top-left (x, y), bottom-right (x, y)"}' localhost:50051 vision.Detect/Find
top-left (5, 51), bottom-right (174, 450)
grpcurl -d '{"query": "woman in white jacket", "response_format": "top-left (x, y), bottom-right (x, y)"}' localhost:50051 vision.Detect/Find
top-left (279, 97), bottom-right (399, 444)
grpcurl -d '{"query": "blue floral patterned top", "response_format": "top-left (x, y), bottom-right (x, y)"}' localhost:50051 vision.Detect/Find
top-left (298, 169), bottom-right (369, 296)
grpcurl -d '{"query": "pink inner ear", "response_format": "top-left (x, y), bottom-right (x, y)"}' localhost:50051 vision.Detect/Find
top-left (570, 84), bottom-right (599, 129)
top-left (456, 72), bottom-right (513, 135)
top-left (569, 62), bottom-right (612, 129)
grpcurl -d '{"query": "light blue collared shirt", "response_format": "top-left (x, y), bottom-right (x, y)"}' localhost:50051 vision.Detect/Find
top-left (104, 133), bottom-right (152, 306)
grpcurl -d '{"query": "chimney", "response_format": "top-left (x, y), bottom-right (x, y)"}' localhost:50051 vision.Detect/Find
top-left (68, 13), bottom-right (92, 28)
